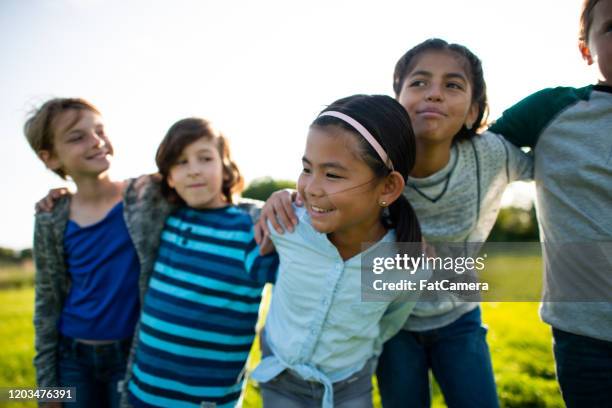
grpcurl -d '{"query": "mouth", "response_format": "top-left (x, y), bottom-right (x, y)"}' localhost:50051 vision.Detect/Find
top-left (309, 204), bottom-right (335, 214)
top-left (187, 183), bottom-right (207, 188)
top-left (86, 150), bottom-right (109, 160)
top-left (417, 108), bottom-right (446, 117)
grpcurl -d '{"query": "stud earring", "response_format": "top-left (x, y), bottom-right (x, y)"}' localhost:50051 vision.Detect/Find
top-left (379, 201), bottom-right (387, 207)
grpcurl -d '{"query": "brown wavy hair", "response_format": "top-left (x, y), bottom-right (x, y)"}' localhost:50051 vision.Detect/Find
top-left (23, 98), bottom-right (101, 179)
top-left (155, 118), bottom-right (243, 205)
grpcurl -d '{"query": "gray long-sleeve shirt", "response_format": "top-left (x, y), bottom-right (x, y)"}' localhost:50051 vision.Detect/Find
top-left (490, 85), bottom-right (612, 342)
top-left (403, 131), bottom-right (533, 331)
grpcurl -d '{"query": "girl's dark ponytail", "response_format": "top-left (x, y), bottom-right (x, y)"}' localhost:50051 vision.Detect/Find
top-left (388, 194), bottom-right (422, 244)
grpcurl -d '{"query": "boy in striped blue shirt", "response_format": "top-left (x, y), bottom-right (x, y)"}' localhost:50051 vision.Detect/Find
top-left (126, 118), bottom-right (278, 408)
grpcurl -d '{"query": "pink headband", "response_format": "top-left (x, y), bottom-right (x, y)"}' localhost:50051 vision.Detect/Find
top-left (318, 111), bottom-right (394, 170)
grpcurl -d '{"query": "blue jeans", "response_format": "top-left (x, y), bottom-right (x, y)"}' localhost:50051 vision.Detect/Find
top-left (58, 336), bottom-right (131, 408)
top-left (552, 328), bottom-right (612, 408)
top-left (376, 307), bottom-right (499, 408)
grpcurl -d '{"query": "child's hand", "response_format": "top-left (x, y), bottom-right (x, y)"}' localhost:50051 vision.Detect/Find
top-left (257, 232), bottom-right (276, 256)
top-left (257, 189), bottom-right (301, 238)
top-left (35, 188), bottom-right (69, 213)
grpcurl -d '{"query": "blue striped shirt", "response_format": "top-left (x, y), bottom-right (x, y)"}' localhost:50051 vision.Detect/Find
top-left (128, 206), bottom-right (278, 408)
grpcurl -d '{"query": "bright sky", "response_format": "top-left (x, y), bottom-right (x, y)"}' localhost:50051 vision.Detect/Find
top-left (0, 0), bottom-right (593, 250)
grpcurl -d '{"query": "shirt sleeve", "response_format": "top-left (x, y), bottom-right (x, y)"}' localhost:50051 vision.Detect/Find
top-left (237, 198), bottom-right (264, 223)
top-left (379, 300), bottom-right (415, 344)
top-left (494, 132), bottom-right (534, 182)
top-left (244, 226), bottom-right (279, 286)
top-left (32, 215), bottom-right (62, 387)
top-left (374, 299), bottom-right (415, 356)
top-left (488, 86), bottom-right (588, 149)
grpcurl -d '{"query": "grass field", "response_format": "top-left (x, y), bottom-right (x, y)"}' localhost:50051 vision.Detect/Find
top-left (0, 260), bottom-right (564, 408)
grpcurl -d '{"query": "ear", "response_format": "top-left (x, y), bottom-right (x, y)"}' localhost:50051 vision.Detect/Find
top-left (38, 150), bottom-right (61, 172)
top-left (166, 173), bottom-right (176, 189)
top-left (579, 40), bottom-right (594, 65)
top-left (379, 171), bottom-right (405, 207)
top-left (465, 102), bottom-right (479, 130)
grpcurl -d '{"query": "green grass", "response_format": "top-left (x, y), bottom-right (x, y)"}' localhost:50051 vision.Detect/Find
top-left (0, 260), bottom-right (564, 407)
top-left (0, 286), bottom-right (36, 408)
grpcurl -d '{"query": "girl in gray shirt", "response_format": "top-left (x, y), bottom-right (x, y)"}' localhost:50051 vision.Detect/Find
top-left (257, 38), bottom-right (532, 408)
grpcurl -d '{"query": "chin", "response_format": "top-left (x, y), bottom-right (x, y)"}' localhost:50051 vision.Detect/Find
top-left (310, 220), bottom-right (335, 234)
top-left (180, 194), bottom-right (203, 207)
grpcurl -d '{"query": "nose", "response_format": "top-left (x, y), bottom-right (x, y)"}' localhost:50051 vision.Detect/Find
top-left (425, 83), bottom-right (443, 102)
top-left (187, 160), bottom-right (201, 177)
top-left (303, 175), bottom-right (325, 198)
top-left (90, 131), bottom-right (106, 149)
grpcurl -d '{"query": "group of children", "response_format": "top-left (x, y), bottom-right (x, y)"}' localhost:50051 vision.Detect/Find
top-left (26, 0), bottom-right (611, 407)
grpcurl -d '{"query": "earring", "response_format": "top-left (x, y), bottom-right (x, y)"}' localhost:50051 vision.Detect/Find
top-left (466, 122), bottom-right (474, 130)
top-left (379, 201), bottom-right (387, 207)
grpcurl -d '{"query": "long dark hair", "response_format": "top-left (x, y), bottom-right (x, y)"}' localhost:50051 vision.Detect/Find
top-left (393, 38), bottom-right (489, 141)
top-left (311, 94), bottom-right (422, 243)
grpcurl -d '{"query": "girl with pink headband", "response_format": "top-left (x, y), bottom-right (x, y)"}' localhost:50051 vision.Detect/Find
top-left (251, 94), bottom-right (428, 408)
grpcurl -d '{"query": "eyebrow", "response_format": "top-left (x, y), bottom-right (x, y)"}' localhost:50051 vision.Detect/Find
top-left (409, 70), bottom-right (468, 82)
top-left (302, 156), bottom-right (349, 171)
top-left (62, 123), bottom-right (104, 139)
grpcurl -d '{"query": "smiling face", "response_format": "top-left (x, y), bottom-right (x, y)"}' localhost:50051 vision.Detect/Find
top-left (167, 137), bottom-right (227, 209)
top-left (397, 50), bottom-right (478, 145)
top-left (581, 0), bottom-right (612, 85)
top-left (41, 109), bottom-right (113, 180)
top-left (297, 125), bottom-right (386, 241)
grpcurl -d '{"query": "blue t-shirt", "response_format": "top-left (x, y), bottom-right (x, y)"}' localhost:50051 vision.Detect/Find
top-left (59, 202), bottom-right (140, 340)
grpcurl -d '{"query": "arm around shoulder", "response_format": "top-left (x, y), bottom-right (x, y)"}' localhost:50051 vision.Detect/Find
top-left (488, 87), bottom-right (583, 149)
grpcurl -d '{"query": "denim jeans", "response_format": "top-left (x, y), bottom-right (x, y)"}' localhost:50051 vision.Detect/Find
top-left (552, 328), bottom-right (612, 408)
top-left (58, 336), bottom-right (131, 408)
top-left (376, 307), bottom-right (499, 408)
